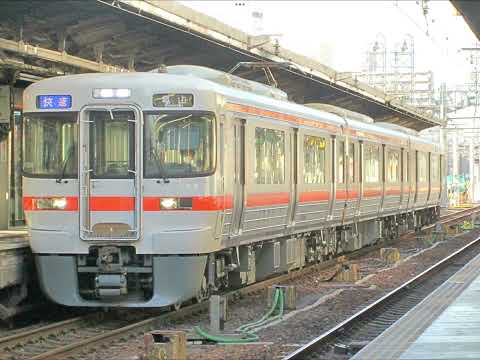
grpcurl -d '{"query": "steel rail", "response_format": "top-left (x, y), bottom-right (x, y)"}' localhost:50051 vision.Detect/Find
top-left (0, 314), bottom-right (97, 351)
top-left (29, 271), bottom-right (312, 360)
top-left (0, 246), bottom-right (367, 359)
top-left (3, 205), bottom-right (478, 359)
top-left (21, 242), bottom-right (396, 360)
top-left (423, 205), bottom-right (480, 231)
top-left (31, 207), bottom-right (480, 359)
top-left (282, 232), bottom-right (480, 360)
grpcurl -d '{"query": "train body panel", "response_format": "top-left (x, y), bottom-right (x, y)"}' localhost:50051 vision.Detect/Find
top-left (22, 65), bottom-right (443, 307)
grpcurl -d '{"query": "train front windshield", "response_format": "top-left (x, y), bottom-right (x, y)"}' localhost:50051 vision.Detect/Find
top-left (144, 112), bottom-right (215, 178)
top-left (23, 113), bottom-right (78, 177)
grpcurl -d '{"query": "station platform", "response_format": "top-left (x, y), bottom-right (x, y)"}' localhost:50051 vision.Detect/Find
top-left (351, 251), bottom-right (480, 360)
top-left (0, 229), bottom-right (29, 250)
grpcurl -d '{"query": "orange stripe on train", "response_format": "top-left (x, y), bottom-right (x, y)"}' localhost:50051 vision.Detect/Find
top-left (246, 192), bottom-right (290, 207)
top-left (299, 191), bottom-right (330, 203)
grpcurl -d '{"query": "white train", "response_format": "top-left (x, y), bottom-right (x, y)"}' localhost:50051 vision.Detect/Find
top-left (22, 65), bottom-right (443, 307)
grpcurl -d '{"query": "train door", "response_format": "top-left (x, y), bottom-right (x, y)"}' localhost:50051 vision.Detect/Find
top-left (332, 136), bottom-right (347, 222)
top-left (358, 141), bottom-right (364, 215)
top-left (409, 150), bottom-right (416, 210)
top-left (361, 142), bottom-right (382, 218)
top-left (427, 152), bottom-right (432, 204)
top-left (439, 154), bottom-right (444, 202)
top-left (415, 150), bottom-right (429, 207)
top-left (328, 136), bottom-right (336, 220)
top-left (287, 129), bottom-right (298, 226)
top-left (346, 139), bottom-right (359, 220)
top-left (295, 131), bottom-right (330, 230)
top-left (380, 144), bottom-right (386, 212)
top-left (230, 118), bottom-right (245, 235)
top-left (79, 106), bottom-right (142, 240)
top-left (410, 149), bottom-right (418, 204)
top-left (339, 137), bottom-right (358, 223)
top-left (401, 149), bottom-right (410, 210)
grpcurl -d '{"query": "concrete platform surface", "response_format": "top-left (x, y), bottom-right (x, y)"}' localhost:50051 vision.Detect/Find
top-left (0, 229), bottom-right (27, 238)
top-left (0, 230), bottom-right (29, 250)
top-left (351, 251), bottom-right (480, 360)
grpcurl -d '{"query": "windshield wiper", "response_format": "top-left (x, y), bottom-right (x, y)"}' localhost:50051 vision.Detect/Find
top-left (56, 144), bottom-right (75, 184)
top-left (150, 149), bottom-right (170, 184)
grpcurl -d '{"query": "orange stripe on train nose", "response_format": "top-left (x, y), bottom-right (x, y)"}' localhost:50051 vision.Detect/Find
top-left (89, 196), bottom-right (135, 211)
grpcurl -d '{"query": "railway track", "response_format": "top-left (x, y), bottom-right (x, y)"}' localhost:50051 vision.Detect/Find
top-left (2, 206), bottom-right (479, 360)
top-left (0, 311), bottom-right (159, 360)
top-left (0, 267), bottom-right (325, 360)
top-left (424, 205), bottom-right (480, 231)
top-left (283, 230), bottom-right (480, 360)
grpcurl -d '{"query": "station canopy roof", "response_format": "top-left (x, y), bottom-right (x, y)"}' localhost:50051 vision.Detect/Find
top-left (0, 0), bottom-right (443, 131)
top-left (452, 1), bottom-right (480, 42)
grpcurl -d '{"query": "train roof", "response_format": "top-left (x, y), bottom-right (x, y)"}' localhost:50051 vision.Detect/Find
top-left (23, 66), bottom-right (441, 152)
top-left (165, 65), bottom-right (288, 101)
top-left (175, 66), bottom-right (435, 151)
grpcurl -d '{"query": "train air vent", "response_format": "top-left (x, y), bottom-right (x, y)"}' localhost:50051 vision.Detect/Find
top-left (305, 103), bottom-right (374, 123)
top-left (166, 65), bottom-right (288, 101)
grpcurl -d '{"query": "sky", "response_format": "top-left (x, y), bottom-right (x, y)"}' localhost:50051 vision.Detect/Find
top-left (179, 1), bottom-right (478, 89)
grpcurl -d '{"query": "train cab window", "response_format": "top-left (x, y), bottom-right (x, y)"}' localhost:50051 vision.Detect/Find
top-left (303, 135), bottom-right (326, 184)
top-left (144, 112), bottom-right (215, 178)
top-left (254, 127), bottom-right (285, 184)
top-left (348, 142), bottom-right (355, 183)
top-left (364, 144), bottom-right (380, 183)
top-left (387, 150), bottom-right (400, 182)
top-left (337, 140), bottom-right (345, 183)
top-left (417, 151), bottom-right (428, 182)
top-left (23, 112), bottom-right (78, 177)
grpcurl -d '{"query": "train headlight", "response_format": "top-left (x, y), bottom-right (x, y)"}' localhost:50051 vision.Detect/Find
top-left (115, 88), bottom-right (131, 98)
top-left (92, 88), bottom-right (131, 99)
top-left (160, 198), bottom-right (178, 210)
top-left (52, 197), bottom-right (68, 209)
top-left (35, 197), bottom-right (68, 210)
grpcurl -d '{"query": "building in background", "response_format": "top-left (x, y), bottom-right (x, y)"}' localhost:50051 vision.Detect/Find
top-left (350, 34), bottom-right (437, 117)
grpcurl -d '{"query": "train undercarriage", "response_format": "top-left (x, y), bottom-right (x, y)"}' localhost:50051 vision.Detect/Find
top-left (208, 206), bottom-right (440, 298)
top-left (63, 207), bottom-right (440, 307)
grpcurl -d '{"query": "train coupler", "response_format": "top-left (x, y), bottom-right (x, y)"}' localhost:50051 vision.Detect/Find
top-left (95, 273), bottom-right (128, 297)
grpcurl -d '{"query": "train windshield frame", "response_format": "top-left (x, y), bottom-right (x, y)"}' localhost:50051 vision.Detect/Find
top-left (23, 112), bottom-right (78, 178)
top-left (144, 111), bottom-right (216, 179)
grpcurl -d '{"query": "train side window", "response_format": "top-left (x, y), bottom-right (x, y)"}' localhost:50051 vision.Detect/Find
top-left (337, 140), bottom-right (345, 183)
top-left (348, 142), bottom-right (355, 183)
top-left (303, 135), bottom-right (326, 184)
top-left (387, 149), bottom-right (400, 182)
top-left (417, 151), bottom-right (428, 182)
top-left (254, 127), bottom-right (285, 184)
top-left (364, 144), bottom-right (380, 183)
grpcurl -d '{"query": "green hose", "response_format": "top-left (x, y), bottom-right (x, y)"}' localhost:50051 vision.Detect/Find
top-left (194, 288), bottom-right (285, 343)
top-left (194, 324), bottom-right (259, 343)
top-left (237, 288), bottom-right (281, 332)
top-left (240, 288), bottom-right (285, 333)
